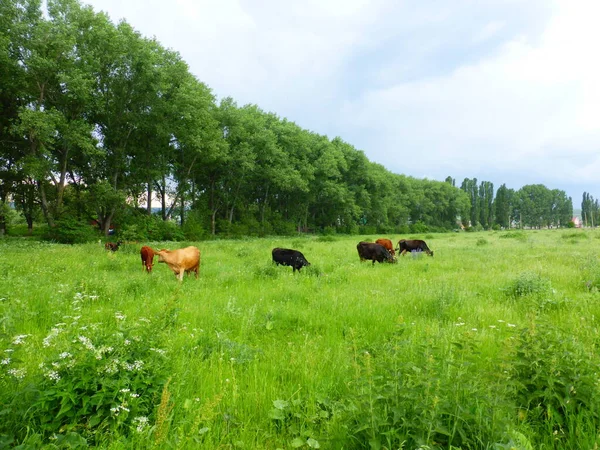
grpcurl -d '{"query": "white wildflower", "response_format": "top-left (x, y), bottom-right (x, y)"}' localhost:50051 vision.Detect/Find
top-left (471, 328), bottom-right (478, 332)
top-left (130, 393), bottom-right (139, 398)
top-left (497, 319), bottom-right (505, 323)
top-left (133, 416), bottom-right (149, 433)
top-left (104, 359), bottom-right (120, 375)
top-left (8, 368), bottom-right (26, 379)
top-left (1, 358), bottom-right (10, 365)
top-left (150, 348), bottom-right (166, 356)
top-left (115, 312), bottom-right (126, 321)
top-left (78, 335), bottom-right (95, 350)
top-left (45, 370), bottom-right (61, 382)
top-left (124, 340), bottom-right (131, 346)
top-left (455, 322), bottom-right (465, 326)
top-left (12, 334), bottom-right (31, 345)
top-left (59, 352), bottom-right (72, 360)
top-left (507, 323), bottom-right (516, 328)
top-left (489, 325), bottom-right (497, 329)
top-left (43, 328), bottom-right (62, 348)
top-left (120, 388), bottom-right (131, 393)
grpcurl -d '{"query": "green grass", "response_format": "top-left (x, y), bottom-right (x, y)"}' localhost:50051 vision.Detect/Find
top-left (1, 230), bottom-right (600, 449)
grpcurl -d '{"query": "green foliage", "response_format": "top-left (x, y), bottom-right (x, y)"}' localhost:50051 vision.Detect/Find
top-left (511, 321), bottom-right (600, 444)
top-left (341, 326), bottom-right (508, 448)
top-left (504, 272), bottom-right (552, 299)
top-left (409, 221), bottom-right (428, 233)
top-left (499, 231), bottom-right (528, 241)
top-left (476, 238), bottom-right (488, 246)
top-left (1, 231), bottom-right (600, 447)
top-left (0, 314), bottom-right (171, 445)
top-left (42, 218), bottom-right (99, 244)
top-left (561, 231), bottom-right (587, 240)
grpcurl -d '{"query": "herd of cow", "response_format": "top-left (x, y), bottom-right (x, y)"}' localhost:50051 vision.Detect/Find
top-left (272, 238), bottom-right (434, 272)
top-left (104, 238), bottom-right (433, 280)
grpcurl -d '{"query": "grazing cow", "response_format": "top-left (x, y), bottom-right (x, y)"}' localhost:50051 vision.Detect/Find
top-left (140, 246), bottom-right (156, 273)
top-left (272, 248), bottom-right (311, 273)
top-left (156, 246), bottom-right (200, 281)
top-left (105, 241), bottom-right (122, 252)
top-left (396, 239), bottom-right (434, 256)
top-left (356, 242), bottom-right (395, 265)
top-left (375, 238), bottom-right (396, 257)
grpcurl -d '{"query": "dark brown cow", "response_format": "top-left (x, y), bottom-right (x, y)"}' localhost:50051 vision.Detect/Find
top-left (105, 241), bottom-right (122, 252)
top-left (396, 239), bottom-right (433, 256)
top-left (357, 242), bottom-right (395, 265)
top-left (140, 246), bottom-right (156, 273)
top-left (375, 238), bottom-right (396, 257)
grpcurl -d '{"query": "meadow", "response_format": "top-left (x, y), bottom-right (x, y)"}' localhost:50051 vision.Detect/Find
top-left (1, 229), bottom-right (600, 449)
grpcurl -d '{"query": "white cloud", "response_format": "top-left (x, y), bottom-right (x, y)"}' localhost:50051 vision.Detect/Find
top-left (341, 0), bottom-right (600, 192)
top-left (81, 0), bottom-right (599, 199)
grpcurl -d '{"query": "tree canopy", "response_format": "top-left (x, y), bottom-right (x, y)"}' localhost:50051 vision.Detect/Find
top-left (0, 0), bottom-right (578, 240)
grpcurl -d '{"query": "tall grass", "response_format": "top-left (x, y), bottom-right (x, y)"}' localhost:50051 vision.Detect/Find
top-left (0, 230), bottom-right (599, 448)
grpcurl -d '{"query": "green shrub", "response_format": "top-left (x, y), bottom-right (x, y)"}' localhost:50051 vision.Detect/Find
top-left (0, 315), bottom-right (171, 445)
top-left (511, 321), bottom-right (600, 444)
top-left (499, 231), bottom-right (528, 241)
top-left (410, 221), bottom-right (428, 233)
top-left (504, 272), bottom-right (552, 298)
top-left (476, 238), bottom-right (488, 246)
top-left (42, 219), bottom-right (99, 244)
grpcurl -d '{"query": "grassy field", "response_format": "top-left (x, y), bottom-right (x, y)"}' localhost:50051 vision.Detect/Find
top-left (1, 229), bottom-right (600, 449)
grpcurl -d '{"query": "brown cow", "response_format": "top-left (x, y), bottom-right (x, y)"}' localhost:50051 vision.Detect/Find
top-left (140, 246), bottom-right (156, 273)
top-left (105, 241), bottom-right (122, 252)
top-left (375, 238), bottom-right (396, 257)
top-left (357, 242), bottom-right (395, 265)
top-left (156, 246), bottom-right (200, 281)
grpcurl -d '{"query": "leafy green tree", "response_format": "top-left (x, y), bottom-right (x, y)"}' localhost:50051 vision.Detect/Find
top-left (494, 184), bottom-right (514, 228)
top-left (460, 178), bottom-right (480, 227)
top-left (478, 181), bottom-right (494, 229)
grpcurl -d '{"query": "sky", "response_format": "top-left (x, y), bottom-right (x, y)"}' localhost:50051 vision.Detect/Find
top-left (81, 0), bottom-right (599, 205)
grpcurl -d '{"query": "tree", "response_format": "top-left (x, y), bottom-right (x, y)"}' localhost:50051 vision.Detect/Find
top-left (494, 184), bottom-right (514, 228)
top-left (460, 178), bottom-right (479, 227)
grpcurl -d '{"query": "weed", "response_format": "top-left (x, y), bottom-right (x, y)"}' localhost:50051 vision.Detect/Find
top-left (504, 272), bottom-right (552, 298)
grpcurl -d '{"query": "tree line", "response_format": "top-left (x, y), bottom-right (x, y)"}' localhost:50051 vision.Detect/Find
top-left (0, 0), bottom-right (582, 241)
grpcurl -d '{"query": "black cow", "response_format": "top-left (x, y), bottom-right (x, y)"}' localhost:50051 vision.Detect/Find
top-left (272, 248), bottom-right (311, 272)
top-left (356, 242), bottom-right (395, 265)
top-left (396, 239), bottom-right (433, 256)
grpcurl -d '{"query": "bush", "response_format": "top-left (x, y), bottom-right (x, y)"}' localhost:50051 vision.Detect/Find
top-left (476, 238), bottom-right (488, 246)
top-left (499, 231), bottom-right (528, 242)
top-left (511, 321), bottom-right (600, 444)
top-left (504, 272), bottom-right (552, 298)
top-left (43, 219), bottom-right (99, 244)
top-left (0, 313), bottom-right (171, 445)
top-left (409, 221), bottom-right (428, 233)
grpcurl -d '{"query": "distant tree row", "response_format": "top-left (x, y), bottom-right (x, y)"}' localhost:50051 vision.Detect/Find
top-left (0, 0), bottom-right (577, 240)
top-left (456, 179), bottom-right (573, 230)
top-left (581, 192), bottom-right (599, 227)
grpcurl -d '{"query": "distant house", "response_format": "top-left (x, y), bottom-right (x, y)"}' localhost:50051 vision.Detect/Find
top-left (571, 216), bottom-right (582, 228)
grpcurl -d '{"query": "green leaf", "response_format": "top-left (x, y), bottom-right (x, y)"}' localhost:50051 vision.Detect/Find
top-left (268, 409), bottom-right (285, 420)
top-left (307, 438), bottom-right (320, 448)
top-left (273, 399), bottom-right (289, 410)
top-left (291, 437), bottom-right (305, 448)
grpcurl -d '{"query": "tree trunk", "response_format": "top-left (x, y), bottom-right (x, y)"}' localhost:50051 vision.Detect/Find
top-left (147, 181), bottom-right (152, 215)
top-left (261, 184), bottom-right (270, 224)
top-left (38, 181), bottom-right (55, 228)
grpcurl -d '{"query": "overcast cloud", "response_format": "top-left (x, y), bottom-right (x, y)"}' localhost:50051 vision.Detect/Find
top-left (82, 0), bottom-right (599, 203)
